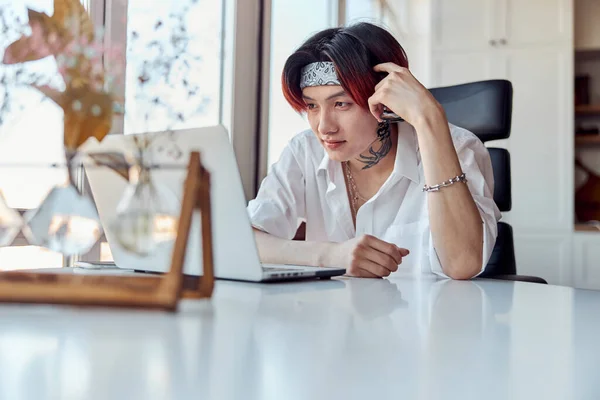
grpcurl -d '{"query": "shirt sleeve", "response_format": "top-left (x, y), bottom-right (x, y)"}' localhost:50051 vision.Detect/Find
top-left (247, 142), bottom-right (306, 240)
top-left (428, 129), bottom-right (502, 278)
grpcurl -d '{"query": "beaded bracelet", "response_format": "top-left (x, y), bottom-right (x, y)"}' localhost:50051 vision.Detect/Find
top-left (422, 173), bottom-right (468, 192)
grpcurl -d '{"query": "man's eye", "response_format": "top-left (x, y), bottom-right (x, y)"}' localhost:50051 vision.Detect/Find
top-left (306, 104), bottom-right (317, 110)
top-left (335, 102), bottom-right (350, 107)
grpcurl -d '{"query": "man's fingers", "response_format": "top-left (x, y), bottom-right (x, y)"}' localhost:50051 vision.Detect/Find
top-left (356, 259), bottom-right (391, 277)
top-left (397, 247), bottom-right (410, 257)
top-left (367, 95), bottom-right (383, 122)
top-left (363, 235), bottom-right (404, 265)
top-left (364, 247), bottom-right (399, 272)
top-left (374, 76), bottom-right (388, 91)
top-left (350, 236), bottom-right (412, 278)
top-left (373, 62), bottom-right (404, 74)
top-left (354, 268), bottom-right (380, 279)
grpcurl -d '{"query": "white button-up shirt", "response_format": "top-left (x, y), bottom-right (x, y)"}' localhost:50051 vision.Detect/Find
top-left (247, 122), bottom-right (501, 278)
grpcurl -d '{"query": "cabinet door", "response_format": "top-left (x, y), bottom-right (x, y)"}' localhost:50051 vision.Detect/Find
top-left (502, 47), bottom-right (573, 231)
top-left (504, 48), bottom-right (573, 284)
top-left (431, 51), bottom-right (503, 87)
top-left (431, 0), bottom-right (497, 51)
top-left (500, 0), bottom-right (571, 48)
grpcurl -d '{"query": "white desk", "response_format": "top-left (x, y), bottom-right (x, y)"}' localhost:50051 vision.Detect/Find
top-left (0, 273), bottom-right (598, 400)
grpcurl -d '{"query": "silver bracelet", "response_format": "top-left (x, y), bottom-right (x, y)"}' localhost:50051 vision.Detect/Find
top-left (422, 173), bottom-right (468, 192)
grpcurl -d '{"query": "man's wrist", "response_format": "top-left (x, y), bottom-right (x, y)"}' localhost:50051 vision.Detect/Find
top-left (315, 241), bottom-right (338, 267)
top-left (413, 104), bottom-right (447, 135)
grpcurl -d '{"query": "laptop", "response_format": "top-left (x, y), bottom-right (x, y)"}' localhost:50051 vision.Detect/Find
top-left (81, 125), bottom-right (346, 282)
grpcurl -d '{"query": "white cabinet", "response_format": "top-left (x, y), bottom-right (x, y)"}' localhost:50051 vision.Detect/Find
top-left (432, 0), bottom-right (571, 52)
top-left (502, 0), bottom-right (571, 47)
top-left (432, 52), bottom-right (503, 86)
top-left (432, 0), bottom-right (497, 51)
top-left (502, 47), bottom-right (573, 231)
top-left (575, 0), bottom-right (600, 50)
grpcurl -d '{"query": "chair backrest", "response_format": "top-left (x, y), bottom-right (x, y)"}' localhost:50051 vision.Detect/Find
top-left (428, 80), bottom-right (513, 141)
top-left (488, 148), bottom-right (511, 211)
top-left (430, 80), bottom-right (516, 275)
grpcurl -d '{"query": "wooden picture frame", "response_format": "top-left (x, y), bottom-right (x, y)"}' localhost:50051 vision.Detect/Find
top-left (0, 152), bottom-right (214, 311)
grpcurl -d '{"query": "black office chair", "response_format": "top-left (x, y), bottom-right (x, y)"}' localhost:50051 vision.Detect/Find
top-left (429, 80), bottom-right (546, 284)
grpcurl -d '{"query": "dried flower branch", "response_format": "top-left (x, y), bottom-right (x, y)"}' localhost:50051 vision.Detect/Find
top-left (1, 0), bottom-right (208, 160)
top-left (0, 0), bottom-right (119, 151)
top-left (0, 6), bottom-right (58, 125)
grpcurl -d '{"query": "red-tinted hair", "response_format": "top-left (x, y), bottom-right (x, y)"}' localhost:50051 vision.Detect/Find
top-left (282, 22), bottom-right (409, 112)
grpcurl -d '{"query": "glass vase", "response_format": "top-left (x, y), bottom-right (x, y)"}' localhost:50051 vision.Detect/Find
top-left (109, 162), bottom-right (180, 257)
top-left (0, 190), bottom-right (24, 247)
top-left (23, 151), bottom-right (103, 256)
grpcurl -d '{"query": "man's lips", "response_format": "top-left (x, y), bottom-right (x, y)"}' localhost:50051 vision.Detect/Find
top-left (322, 139), bottom-right (346, 149)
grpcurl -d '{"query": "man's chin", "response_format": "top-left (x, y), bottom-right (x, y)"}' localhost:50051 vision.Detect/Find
top-left (325, 151), bottom-right (348, 162)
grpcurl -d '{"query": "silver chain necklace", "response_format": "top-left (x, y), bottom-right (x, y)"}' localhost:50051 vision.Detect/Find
top-left (343, 161), bottom-right (367, 222)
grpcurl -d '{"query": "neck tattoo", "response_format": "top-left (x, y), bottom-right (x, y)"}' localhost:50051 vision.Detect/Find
top-left (356, 120), bottom-right (392, 170)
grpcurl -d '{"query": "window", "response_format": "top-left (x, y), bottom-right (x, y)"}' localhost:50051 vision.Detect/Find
top-left (346, 0), bottom-right (380, 23)
top-left (123, 0), bottom-right (225, 134)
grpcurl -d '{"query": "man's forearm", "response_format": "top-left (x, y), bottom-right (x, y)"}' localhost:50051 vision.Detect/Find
top-left (253, 229), bottom-right (337, 267)
top-left (415, 111), bottom-right (484, 279)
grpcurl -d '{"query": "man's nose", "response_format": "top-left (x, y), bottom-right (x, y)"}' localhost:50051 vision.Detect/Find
top-left (318, 109), bottom-right (338, 136)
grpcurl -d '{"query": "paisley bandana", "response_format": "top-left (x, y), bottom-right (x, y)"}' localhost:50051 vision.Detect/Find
top-left (299, 61), bottom-right (341, 89)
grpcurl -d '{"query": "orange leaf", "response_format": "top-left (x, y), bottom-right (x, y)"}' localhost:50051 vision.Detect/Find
top-left (53, 0), bottom-right (95, 43)
top-left (62, 88), bottom-right (114, 150)
top-left (2, 10), bottom-right (68, 64)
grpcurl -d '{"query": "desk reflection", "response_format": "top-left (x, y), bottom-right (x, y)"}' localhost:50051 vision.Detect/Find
top-left (0, 276), bottom-right (584, 400)
top-left (422, 279), bottom-right (508, 399)
top-left (0, 306), bottom-right (214, 400)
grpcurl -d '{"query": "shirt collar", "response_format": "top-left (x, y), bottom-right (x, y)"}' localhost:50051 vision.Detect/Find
top-left (317, 121), bottom-right (419, 183)
top-left (317, 149), bottom-right (332, 174)
top-left (392, 121), bottom-right (419, 183)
